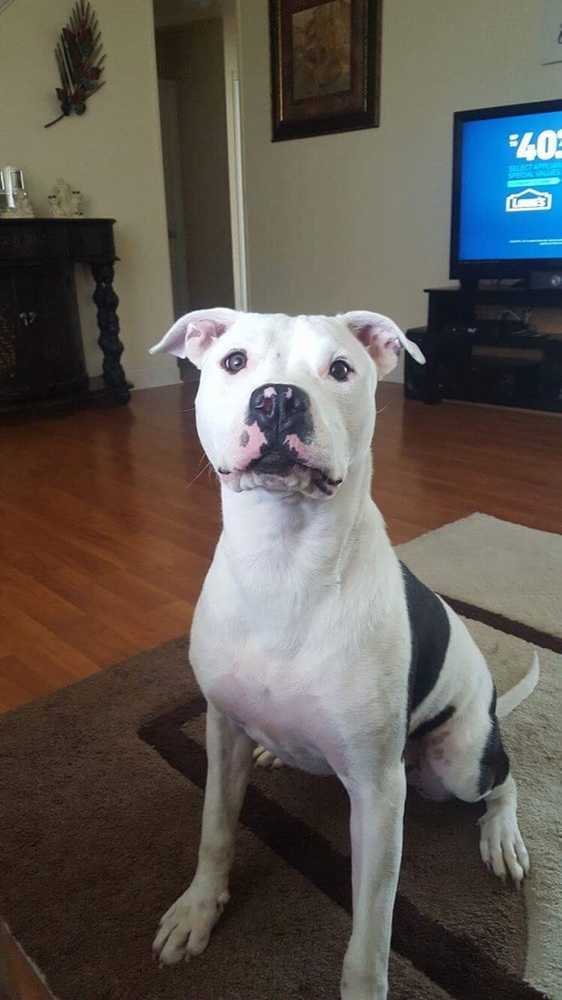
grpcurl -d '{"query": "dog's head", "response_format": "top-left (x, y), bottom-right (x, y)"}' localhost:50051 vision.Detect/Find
top-left (151, 309), bottom-right (424, 499)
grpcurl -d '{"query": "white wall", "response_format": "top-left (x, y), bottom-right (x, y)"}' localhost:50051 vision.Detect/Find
top-left (0, 0), bottom-right (177, 389)
top-left (237, 0), bottom-right (561, 378)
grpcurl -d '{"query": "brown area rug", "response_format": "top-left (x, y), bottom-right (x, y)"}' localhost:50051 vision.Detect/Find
top-left (0, 516), bottom-right (559, 1000)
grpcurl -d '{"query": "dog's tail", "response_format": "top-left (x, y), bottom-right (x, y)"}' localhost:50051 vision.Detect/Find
top-left (496, 652), bottom-right (540, 720)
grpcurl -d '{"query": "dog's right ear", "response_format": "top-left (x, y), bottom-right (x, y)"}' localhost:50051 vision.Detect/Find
top-left (149, 308), bottom-right (240, 368)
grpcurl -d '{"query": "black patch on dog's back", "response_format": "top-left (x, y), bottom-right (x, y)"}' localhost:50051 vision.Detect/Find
top-left (479, 687), bottom-right (510, 795)
top-left (401, 562), bottom-right (451, 722)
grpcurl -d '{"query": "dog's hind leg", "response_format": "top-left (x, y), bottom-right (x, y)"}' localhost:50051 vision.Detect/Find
top-left (478, 772), bottom-right (529, 883)
top-left (422, 695), bottom-right (529, 884)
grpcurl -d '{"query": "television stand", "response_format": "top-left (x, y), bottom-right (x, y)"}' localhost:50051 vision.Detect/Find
top-left (460, 274), bottom-right (562, 293)
top-left (404, 284), bottom-right (562, 412)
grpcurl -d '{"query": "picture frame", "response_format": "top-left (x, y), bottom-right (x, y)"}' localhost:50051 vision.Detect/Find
top-left (269, 0), bottom-right (382, 142)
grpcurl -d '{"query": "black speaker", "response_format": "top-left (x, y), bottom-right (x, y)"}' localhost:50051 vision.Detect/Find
top-left (404, 328), bottom-right (442, 403)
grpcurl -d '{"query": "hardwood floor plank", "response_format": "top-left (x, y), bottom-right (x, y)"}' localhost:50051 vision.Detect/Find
top-left (143, 599), bottom-right (194, 635)
top-left (0, 656), bottom-right (58, 702)
top-left (0, 605), bottom-right (98, 683)
top-left (56, 618), bottom-right (140, 670)
top-left (0, 565), bottom-right (85, 632)
top-left (0, 670), bottom-right (34, 713)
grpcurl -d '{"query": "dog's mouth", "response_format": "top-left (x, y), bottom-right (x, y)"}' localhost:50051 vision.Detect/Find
top-left (249, 448), bottom-right (295, 476)
top-left (219, 448), bottom-right (342, 498)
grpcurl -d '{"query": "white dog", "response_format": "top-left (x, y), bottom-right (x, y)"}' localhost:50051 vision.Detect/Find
top-left (150, 309), bottom-right (538, 1000)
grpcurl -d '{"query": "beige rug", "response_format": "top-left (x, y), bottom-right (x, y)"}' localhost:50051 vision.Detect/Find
top-left (398, 514), bottom-right (562, 998)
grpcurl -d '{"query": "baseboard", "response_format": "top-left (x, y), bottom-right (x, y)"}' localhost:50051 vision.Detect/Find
top-left (85, 367), bottom-right (182, 391)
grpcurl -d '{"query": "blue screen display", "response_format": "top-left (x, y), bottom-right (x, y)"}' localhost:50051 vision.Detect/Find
top-left (458, 109), bottom-right (562, 261)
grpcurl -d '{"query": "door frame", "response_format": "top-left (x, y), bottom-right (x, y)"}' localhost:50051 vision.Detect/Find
top-left (222, 0), bottom-right (249, 311)
top-left (153, 1), bottom-right (249, 315)
top-left (157, 77), bottom-right (190, 317)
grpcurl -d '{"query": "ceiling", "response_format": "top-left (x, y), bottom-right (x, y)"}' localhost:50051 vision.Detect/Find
top-left (153, 0), bottom-right (223, 29)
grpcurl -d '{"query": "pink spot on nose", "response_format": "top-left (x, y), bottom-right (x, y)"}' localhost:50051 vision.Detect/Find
top-left (284, 433), bottom-right (308, 460)
top-left (263, 386), bottom-right (277, 399)
top-left (234, 421), bottom-right (268, 468)
top-left (285, 387), bottom-right (293, 399)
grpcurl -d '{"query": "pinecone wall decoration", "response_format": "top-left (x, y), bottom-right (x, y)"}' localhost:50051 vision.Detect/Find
top-left (45, 0), bottom-right (106, 128)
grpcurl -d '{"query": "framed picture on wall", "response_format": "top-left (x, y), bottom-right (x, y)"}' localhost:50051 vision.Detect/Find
top-left (269, 0), bottom-right (382, 141)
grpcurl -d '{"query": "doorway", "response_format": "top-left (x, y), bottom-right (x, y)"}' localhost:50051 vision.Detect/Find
top-left (153, 0), bottom-right (247, 322)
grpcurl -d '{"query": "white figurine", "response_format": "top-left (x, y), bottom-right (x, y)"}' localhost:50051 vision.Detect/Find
top-left (48, 178), bottom-right (84, 218)
top-left (70, 190), bottom-right (83, 217)
top-left (12, 189), bottom-right (34, 217)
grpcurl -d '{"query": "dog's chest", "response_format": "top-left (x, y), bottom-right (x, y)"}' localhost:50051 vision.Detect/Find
top-left (208, 655), bottom-right (343, 775)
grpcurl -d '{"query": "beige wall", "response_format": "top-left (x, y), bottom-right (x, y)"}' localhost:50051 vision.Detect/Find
top-left (157, 19), bottom-right (235, 311)
top-left (0, 0), bottom-right (177, 389)
top-left (237, 1), bottom-right (561, 378)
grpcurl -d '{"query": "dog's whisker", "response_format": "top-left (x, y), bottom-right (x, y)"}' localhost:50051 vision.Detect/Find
top-left (376, 402), bottom-right (392, 416)
top-left (184, 462), bottom-right (211, 490)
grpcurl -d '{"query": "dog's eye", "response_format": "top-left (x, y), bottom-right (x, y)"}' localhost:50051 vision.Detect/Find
top-left (222, 350), bottom-right (247, 374)
top-left (329, 359), bottom-right (353, 382)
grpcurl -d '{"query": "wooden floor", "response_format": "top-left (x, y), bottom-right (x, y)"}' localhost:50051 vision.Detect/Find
top-left (1, 381), bottom-right (561, 999)
top-left (1, 381), bottom-right (561, 717)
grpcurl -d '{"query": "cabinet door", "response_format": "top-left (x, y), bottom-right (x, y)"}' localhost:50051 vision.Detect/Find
top-left (0, 271), bottom-right (20, 399)
top-left (13, 265), bottom-right (87, 398)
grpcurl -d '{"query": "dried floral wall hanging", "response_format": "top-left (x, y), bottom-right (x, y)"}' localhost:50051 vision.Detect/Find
top-left (44, 0), bottom-right (105, 128)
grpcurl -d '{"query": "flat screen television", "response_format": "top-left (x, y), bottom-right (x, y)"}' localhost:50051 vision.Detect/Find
top-left (450, 98), bottom-right (562, 285)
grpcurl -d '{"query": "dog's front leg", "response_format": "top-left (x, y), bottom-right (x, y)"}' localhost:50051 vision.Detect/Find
top-left (341, 764), bottom-right (406, 1000)
top-left (153, 702), bottom-right (253, 965)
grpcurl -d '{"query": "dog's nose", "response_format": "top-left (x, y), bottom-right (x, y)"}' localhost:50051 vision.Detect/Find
top-left (248, 383), bottom-right (310, 437)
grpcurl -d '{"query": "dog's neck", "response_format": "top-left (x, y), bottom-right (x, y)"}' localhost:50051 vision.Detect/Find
top-left (219, 449), bottom-right (383, 591)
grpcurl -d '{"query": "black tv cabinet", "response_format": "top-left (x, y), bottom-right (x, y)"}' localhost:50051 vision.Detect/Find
top-left (405, 285), bottom-right (562, 413)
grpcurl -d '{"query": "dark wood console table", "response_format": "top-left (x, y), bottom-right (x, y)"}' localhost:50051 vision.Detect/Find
top-left (0, 218), bottom-right (130, 412)
top-left (405, 284), bottom-right (562, 412)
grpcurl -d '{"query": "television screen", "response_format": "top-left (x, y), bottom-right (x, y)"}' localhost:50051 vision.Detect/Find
top-left (451, 100), bottom-right (562, 277)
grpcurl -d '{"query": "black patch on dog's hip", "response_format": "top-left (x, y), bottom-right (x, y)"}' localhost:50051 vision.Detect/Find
top-left (409, 704), bottom-right (455, 741)
top-left (479, 687), bottom-right (510, 796)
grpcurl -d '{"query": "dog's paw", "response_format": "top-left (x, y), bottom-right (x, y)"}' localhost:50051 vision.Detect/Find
top-left (479, 812), bottom-right (530, 884)
top-left (341, 963), bottom-right (388, 1000)
top-left (253, 745), bottom-right (283, 769)
top-left (153, 881), bottom-right (229, 965)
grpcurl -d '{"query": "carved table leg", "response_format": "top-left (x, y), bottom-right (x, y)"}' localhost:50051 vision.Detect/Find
top-left (91, 260), bottom-right (131, 404)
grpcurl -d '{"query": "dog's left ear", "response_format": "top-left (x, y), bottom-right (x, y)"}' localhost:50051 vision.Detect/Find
top-left (149, 308), bottom-right (240, 367)
top-left (342, 310), bottom-right (425, 377)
